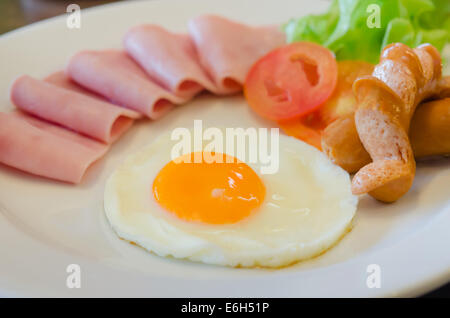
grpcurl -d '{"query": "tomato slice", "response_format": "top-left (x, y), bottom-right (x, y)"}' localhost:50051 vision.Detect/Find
top-left (244, 42), bottom-right (338, 121)
top-left (279, 60), bottom-right (374, 149)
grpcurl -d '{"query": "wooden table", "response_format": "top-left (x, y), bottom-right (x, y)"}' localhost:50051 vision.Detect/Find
top-left (0, 0), bottom-right (124, 34)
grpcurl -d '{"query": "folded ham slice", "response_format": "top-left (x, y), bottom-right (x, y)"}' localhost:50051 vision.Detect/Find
top-left (124, 25), bottom-right (217, 98)
top-left (66, 50), bottom-right (187, 119)
top-left (0, 112), bottom-right (108, 183)
top-left (10, 75), bottom-right (140, 143)
top-left (45, 70), bottom-right (104, 101)
top-left (188, 15), bottom-right (285, 93)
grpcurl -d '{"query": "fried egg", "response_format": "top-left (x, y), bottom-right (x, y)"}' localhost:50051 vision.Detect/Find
top-left (104, 130), bottom-right (357, 268)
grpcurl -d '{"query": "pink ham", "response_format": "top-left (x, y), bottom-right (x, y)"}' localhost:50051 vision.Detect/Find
top-left (188, 15), bottom-right (286, 93)
top-left (45, 70), bottom-right (104, 101)
top-left (124, 25), bottom-right (217, 97)
top-left (0, 112), bottom-right (108, 183)
top-left (66, 50), bottom-right (187, 119)
top-left (10, 75), bottom-right (140, 144)
top-left (1, 16), bottom-right (288, 184)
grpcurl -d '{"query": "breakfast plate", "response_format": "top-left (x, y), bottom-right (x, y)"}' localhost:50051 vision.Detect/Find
top-left (0, 0), bottom-right (449, 297)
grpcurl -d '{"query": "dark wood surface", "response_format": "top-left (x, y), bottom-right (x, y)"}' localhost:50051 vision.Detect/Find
top-left (0, 0), bottom-right (126, 34)
top-left (0, 0), bottom-right (448, 298)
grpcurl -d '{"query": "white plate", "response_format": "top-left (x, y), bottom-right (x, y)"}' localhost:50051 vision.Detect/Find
top-left (0, 0), bottom-right (449, 297)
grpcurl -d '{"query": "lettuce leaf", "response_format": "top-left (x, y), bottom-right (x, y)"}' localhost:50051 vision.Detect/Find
top-left (284, 0), bottom-right (450, 63)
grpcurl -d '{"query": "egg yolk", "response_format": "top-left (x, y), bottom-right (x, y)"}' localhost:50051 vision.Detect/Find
top-left (153, 152), bottom-right (266, 224)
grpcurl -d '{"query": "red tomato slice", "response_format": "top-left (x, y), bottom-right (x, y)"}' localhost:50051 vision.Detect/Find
top-left (278, 60), bottom-right (374, 149)
top-left (244, 42), bottom-right (338, 121)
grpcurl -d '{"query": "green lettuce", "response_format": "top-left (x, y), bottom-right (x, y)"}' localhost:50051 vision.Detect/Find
top-left (284, 0), bottom-right (450, 63)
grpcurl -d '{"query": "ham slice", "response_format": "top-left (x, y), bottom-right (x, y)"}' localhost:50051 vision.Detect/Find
top-left (66, 50), bottom-right (187, 119)
top-left (124, 25), bottom-right (217, 97)
top-left (45, 70), bottom-right (104, 101)
top-left (10, 75), bottom-right (140, 143)
top-left (0, 112), bottom-right (108, 183)
top-left (188, 15), bottom-right (286, 93)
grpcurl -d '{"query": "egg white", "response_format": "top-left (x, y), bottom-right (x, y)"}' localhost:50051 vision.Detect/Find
top-left (104, 130), bottom-right (358, 268)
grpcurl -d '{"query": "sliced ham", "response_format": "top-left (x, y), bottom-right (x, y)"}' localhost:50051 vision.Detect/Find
top-left (124, 25), bottom-right (217, 97)
top-left (2, 16), bottom-right (288, 184)
top-left (10, 75), bottom-right (140, 144)
top-left (188, 15), bottom-right (286, 93)
top-left (45, 70), bottom-right (104, 101)
top-left (0, 112), bottom-right (108, 183)
top-left (66, 50), bottom-right (187, 119)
